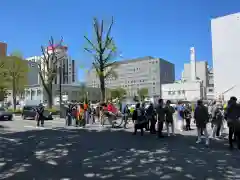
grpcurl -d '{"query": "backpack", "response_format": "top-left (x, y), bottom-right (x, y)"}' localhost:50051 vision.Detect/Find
top-left (136, 108), bottom-right (145, 124)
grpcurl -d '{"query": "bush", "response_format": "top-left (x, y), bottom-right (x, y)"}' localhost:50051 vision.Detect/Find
top-left (46, 108), bottom-right (58, 113)
top-left (46, 108), bottom-right (60, 115)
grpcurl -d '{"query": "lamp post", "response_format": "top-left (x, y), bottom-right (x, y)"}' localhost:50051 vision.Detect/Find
top-left (58, 60), bottom-right (64, 118)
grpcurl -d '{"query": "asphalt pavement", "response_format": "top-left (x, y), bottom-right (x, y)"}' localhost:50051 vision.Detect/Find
top-left (1, 116), bottom-right (240, 180)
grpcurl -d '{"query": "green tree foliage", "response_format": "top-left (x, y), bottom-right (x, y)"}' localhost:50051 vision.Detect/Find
top-left (0, 55), bottom-right (28, 109)
top-left (84, 17), bottom-right (118, 102)
top-left (137, 88), bottom-right (149, 101)
top-left (79, 83), bottom-right (89, 103)
top-left (0, 58), bottom-right (8, 101)
top-left (38, 37), bottom-right (64, 108)
top-left (110, 87), bottom-right (126, 99)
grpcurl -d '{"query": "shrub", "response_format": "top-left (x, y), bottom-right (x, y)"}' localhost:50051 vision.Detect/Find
top-left (46, 108), bottom-right (58, 113)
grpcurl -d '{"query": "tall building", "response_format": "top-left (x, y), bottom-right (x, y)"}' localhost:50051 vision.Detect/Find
top-left (207, 68), bottom-right (214, 100)
top-left (86, 56), bottom-right (175, 97)
top-left (211, 12), bottom-right (240, 100)
top-left (182, 61), bottom-right (208, 88)
top-left (0, 42), bottom-right (7, 56)
top-left (26, 45), bottom-right (77, 85)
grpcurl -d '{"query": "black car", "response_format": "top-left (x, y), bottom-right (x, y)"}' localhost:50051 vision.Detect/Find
top-left (0, 107), bottom-right (13, 121)
top-left (22, 105), bottom-right (53, 120)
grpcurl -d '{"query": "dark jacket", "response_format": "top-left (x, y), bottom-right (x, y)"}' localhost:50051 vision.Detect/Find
top-left (37, 106), bottom-right (44, 119)
top-left (156, 104), bottom-right (165, 122)
top-left (146, 105), bottom-right (155, 119)
top-left (165, 106), bottom-right (174, 123)
top-left (225, 103), bottom-right (240, 120)
top-left (184, 107), bottom-right (192, 119)
top-left (132, 108), bottom-right (144, 124)
top-left (194, 105), bottom-right (209, 128)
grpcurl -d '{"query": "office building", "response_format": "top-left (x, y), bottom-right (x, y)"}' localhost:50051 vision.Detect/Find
top-left (26, 45), bottom-right (77, 85)
top-left (0, 42), bottom-right (7, 56)
top-left (206, 68), bottom-right (214, 100)
top-left (211, 12), bottom-right (240, 101)
top-left (182, 61), bottom-right (208, 88)
top-left (86, 56), bottom-right (175, 97)
top-left (162, 47), bottom-right (205, 101)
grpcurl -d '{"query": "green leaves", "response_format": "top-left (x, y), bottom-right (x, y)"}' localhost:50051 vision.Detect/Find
top-left (0, 55), bottom-right (28, 93)
top-left (137, 88), bottom-right (149, 101)
top-left (110, 87), bottom-right (126, 99)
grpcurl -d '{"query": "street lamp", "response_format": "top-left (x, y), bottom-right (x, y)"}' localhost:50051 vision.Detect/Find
top-left (58, 59), bottom-right (64, 118)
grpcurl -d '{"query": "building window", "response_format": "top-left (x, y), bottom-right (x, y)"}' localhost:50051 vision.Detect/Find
top-left (209, 89), bottom-right (213, 92)
top-left (153, 82), bottom-right (155, 85)
top-left (168, 91), bottom-right (171, 95)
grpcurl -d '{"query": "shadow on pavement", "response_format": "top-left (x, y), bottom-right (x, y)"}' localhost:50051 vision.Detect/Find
top-left (0, 127), bottom-right (240, 180)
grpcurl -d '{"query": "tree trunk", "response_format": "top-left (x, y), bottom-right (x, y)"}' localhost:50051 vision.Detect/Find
top-left (46, 84), bottom-right (53, 109)
top-left (47, 92), bottom-right (53, 109)
top-left (99, 75), bottom-right (105, 102)
top-left (12, 78), bottom-right (17, 111)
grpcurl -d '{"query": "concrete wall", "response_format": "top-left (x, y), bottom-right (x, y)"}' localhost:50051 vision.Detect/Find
top-left (162, 81), bottom-right (202, 101)
top-left (211, 12), bottom-right (240, 100)
top-left (23, 84), bottom-right (101, 105)
top-left (182, 61), bottom-right (208, 87)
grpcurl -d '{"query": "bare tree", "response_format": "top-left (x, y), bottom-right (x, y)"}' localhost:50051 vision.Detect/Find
top-left (84, 17), bottom-right (118, 102)
top-left (38, 37), bottom-right (64, 108)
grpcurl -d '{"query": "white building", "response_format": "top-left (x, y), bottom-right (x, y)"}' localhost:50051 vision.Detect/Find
top-left (211, 12), bottom-right (240, 101)
top-left (162, 47), bottom-right (204, 102)
top-left (26, 45), bottom-right (77, 85)
top-left (162, 81), bottom-right (203, 102)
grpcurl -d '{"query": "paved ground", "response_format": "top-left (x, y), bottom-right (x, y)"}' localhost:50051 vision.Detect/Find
top-left (1, 116), bottom-right (240, 180)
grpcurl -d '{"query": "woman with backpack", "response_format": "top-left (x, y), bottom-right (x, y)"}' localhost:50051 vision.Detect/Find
top-left (132, 103), bottom-right (145, 136)
top-left (211, 104), bottom-right (224, 139)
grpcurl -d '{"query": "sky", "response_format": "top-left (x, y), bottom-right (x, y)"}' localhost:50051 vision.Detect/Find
top-left (0, 0), bottom-right (240, 82)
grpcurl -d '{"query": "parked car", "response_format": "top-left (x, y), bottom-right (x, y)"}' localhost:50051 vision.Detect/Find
top-left (22, 105), bottom-right (53, 120)
top-left (0, 107), bottom-right (13, 121)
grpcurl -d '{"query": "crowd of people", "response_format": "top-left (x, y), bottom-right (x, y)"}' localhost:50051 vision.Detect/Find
top-left (131, 96), bottom-right (240, 149)
top-left (33, 96), bottom-right (240, 150)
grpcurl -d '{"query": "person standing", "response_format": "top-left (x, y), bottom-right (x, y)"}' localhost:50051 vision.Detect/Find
top-left (176, 101), bottom-right (185, 132)
top-left (146, 103), bottom-right (156, 134)
top-left (211, 104), bottom-right (224, 139)
top-left (225, 96), bottom-right (240, 149)
top-left (132, 103), bottom-right (144, 136)
top-left (89, 105), bottom-right (96, 124)
top-left (184, 104), bottom-right (192, 131)
top-left (194, 100), bottom-right (210, 146)
top-left (165, 100), bottom-right (175, 136)
top-left (36, 104), bottom-right (45, 127)
top-left (66, 104), bottom-right (72, 126)
top-left (156, 99), bottom-right (165, 138)
top-left (84, 102), bottom-right (89, 124)
top-left (123, 104), bottom-right (129, 129)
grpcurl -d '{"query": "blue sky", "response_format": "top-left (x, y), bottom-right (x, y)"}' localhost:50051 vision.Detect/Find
top-left (0, 0), bottom-right (239, 81)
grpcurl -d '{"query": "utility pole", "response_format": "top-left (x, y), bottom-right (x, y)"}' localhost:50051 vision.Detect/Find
top-left (59, 60), bottom-right (63, 118)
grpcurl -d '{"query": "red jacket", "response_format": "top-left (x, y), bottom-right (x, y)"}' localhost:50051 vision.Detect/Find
top-left (107, 104), bottom-right (117, 114)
